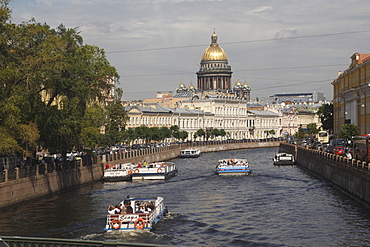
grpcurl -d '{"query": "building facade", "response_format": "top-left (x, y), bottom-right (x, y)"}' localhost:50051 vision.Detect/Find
top-left (332, 53), bottom-right (370, 134)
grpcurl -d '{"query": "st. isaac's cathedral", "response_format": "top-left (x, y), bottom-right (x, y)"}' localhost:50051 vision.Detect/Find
top-left (175, 31), bottom-right (251, 101)
top-left (126, 31), bottom-right (292, 141)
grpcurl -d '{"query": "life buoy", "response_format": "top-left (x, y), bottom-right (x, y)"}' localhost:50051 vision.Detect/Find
top-left (134, 169), bottom-right (140, 174)
top-left (128, 170), bottom-right (132, 175)
top-left (134, 218), bottom-right (146, 229)
top-left (157, 168), bottom-right (163, 173)
top-left (111, 219), bottom-right (121, 230)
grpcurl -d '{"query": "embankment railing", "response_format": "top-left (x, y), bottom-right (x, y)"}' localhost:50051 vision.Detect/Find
top-left (0, 138), bottom-right (282, 184)
top-left (280, 143), bottom-right (370, 176)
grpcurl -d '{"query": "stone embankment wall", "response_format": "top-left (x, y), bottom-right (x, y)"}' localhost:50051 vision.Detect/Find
top-left (279, 143), bottom-right (370, 205)
top-left (0, 140), bottom-right (280, 209)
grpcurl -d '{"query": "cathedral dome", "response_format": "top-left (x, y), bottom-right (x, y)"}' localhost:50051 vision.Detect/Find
top-left (201, 32), bottom-right (228, 61)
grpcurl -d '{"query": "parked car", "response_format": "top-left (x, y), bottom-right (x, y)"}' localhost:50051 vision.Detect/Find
top-left (334, 146), bottom-right (344, 155)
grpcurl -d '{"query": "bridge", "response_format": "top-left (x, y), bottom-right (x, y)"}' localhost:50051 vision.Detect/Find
top-left (0, 236), bottom-right (172, 247)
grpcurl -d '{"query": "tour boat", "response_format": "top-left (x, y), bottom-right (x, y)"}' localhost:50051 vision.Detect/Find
top-left (105, 196), bottom-right (168, 232)
top-left (273, 153), bottom-right (295, 165)
top-left (215, 159), bottom-right (251, 175)
top-left (178, 148), bottom-right (201, 158)
top-left (131, 162), bottom-right (178, 180)
top-left (103, 163), bottom-right (134, 182)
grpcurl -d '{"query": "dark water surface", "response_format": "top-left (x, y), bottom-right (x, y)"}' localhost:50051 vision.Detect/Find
top-left (1, 147), bottom-right (369, 246)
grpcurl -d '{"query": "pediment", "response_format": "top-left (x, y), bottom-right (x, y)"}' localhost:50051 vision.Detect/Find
top-left (128, 108), bottom-right (141, 113)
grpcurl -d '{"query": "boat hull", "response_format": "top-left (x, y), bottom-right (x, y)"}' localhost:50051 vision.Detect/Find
top-left (178, 154), bottom-right (200, 158)
top-left (103, 168), bottom-right (133, 182)
top-left (216, 167), bottom-right (251, 175)
top-left (131, 162), bottom-right (178, 180)
top-left (216, 159), bottom-right (251, 175)
top-left (178, 149), bottom-right (201, 158)
top-left (273, 153), bottom-right (295, 165)
top-left (103, 175), bottom-right (131, 182)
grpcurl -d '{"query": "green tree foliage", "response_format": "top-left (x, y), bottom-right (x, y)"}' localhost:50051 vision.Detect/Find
top-left (264, 129), bottom-right (275, 137)
top-left (339, 124), bottom-right (359, 141)
top-left (178, 131), bottom-right (189, 141)
top-left (195, 128), bottom-right (206, 140)
top-left (0, 2), bottom-right (125, 157)
top-left (103, 88), bottom-right (129, 147)
top-left (306, 123), bottom-right (319, 137)
top-left (294, 126), bottom-right (305, 140)
top-left (317, 103), bottom-right (333, 131)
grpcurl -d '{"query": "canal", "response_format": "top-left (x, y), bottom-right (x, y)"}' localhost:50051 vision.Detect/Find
top-left (1, 147), bottom-right (369, 246)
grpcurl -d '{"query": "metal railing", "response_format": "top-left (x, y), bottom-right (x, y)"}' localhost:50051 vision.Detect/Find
top-left (0, 236), bottom-right (173, 247)
top-left (0, 138), bottom-right (283, 184)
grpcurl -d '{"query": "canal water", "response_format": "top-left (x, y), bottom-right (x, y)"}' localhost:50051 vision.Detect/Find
top-left (1, 147), bottom-right (369, 246)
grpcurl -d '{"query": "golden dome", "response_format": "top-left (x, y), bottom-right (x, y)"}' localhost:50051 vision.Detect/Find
top-left (189, 83), bottom-right (195, 89)
top-left (243, 80), bottom-right (250, 88)
top-left (235, 80), bottom-right (242, 86)
top-left (201, 32), bottom-right (228, 61)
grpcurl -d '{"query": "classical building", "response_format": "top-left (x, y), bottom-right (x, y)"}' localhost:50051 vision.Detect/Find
top-left (123, 31), bottom-right (312, 141)
top-left (174, 31), bottom-right (250, 100)
top-left (196, 31), bottom-right (233, 92)
top-left (262, 92), bottom-right (326, 104)
top-left (332, 53), bottom-right (370, 134)
top-left (176, 95), bottom-right (250, 139)
top-left (125, 104), bottom-right (214, 141)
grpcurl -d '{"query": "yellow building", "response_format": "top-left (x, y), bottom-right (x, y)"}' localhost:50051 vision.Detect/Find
top-left (332, 53), bottom-right (370, 134)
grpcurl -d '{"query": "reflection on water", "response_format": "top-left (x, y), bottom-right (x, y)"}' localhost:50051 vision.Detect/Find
top-left (0, 147), bottom-right (369, 246)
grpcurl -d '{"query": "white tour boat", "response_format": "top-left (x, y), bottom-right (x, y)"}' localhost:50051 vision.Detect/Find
top-left (131, 162), bottom-right (178, 180)
top-left (105, 196), bottom-right (168, 231)
top-left (178, 148), bottom-right (201, 158)
top-left (103, 163), bottom-right (134, 182)
top-left (273, 153), bottom-right (295, 165)
top-left (215, 159), bottom-right (251, 175)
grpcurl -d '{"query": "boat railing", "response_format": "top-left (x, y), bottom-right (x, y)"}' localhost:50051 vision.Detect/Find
top-left (106, 212), bottom-right (151, 227)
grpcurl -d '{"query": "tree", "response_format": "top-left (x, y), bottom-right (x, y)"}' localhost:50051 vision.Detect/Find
top-left (170, 125), bottom-right (180, 140)
top-left (195, 128), bottom-right (206, 140)
top-left (317, 103), bottom-right (333, 131)
top-left (0, 6), bottom-right (122, 157)
top-left (306, 123), bottom-right (319, 137)
top-left (211, 128), bottom-right (220, 139)
top-left (295, 126), bottom-right (305, 140)
top-left (264, 129), bottom-right (275, 137)
top-left (340, 124), bottom-right (359, 141)
top-left (178, 131), bottom-right (188, 141)
top-left (104, 88), bottom-right (129, 147)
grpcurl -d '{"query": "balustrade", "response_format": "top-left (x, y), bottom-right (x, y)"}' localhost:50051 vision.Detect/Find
top-left (285, 143), bottom-right (369, 176)
top-left (0, 138), bottom-right (282, 184)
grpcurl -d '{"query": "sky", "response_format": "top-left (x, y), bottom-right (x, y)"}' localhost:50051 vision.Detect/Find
top-left (8, 0), bottom-right (370, 102)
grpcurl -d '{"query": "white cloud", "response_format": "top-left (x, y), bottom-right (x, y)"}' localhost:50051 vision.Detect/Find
top-left (8, 0), bottom-right (370, 101)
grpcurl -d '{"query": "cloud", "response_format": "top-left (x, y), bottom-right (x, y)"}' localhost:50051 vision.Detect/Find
top-left (251, 5), bottom-right (273, 13)
top-left (274, 29), bottom-right (298, 39)
top-left (9, 0), bottom-right (370, 101)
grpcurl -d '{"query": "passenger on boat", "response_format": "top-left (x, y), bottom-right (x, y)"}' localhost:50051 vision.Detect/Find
top-left (136, 207), bottom-right (144, 213)
top-left (143, 205), bottom-right (151, 213)
top-left (121, 204), bottom-right (126, 214)
top-left (114, 205), bottom-right (122, 214)
top-left (124, 195), bottom-right (131, 206)
top-left (143, 160), bottom-right (147, 167)
top-left (148, 201), bottom-right (155, 210)
top-left (125, 204), bottom-right (133, 214)
top-left (108, 205), bottom-right (116, 214)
